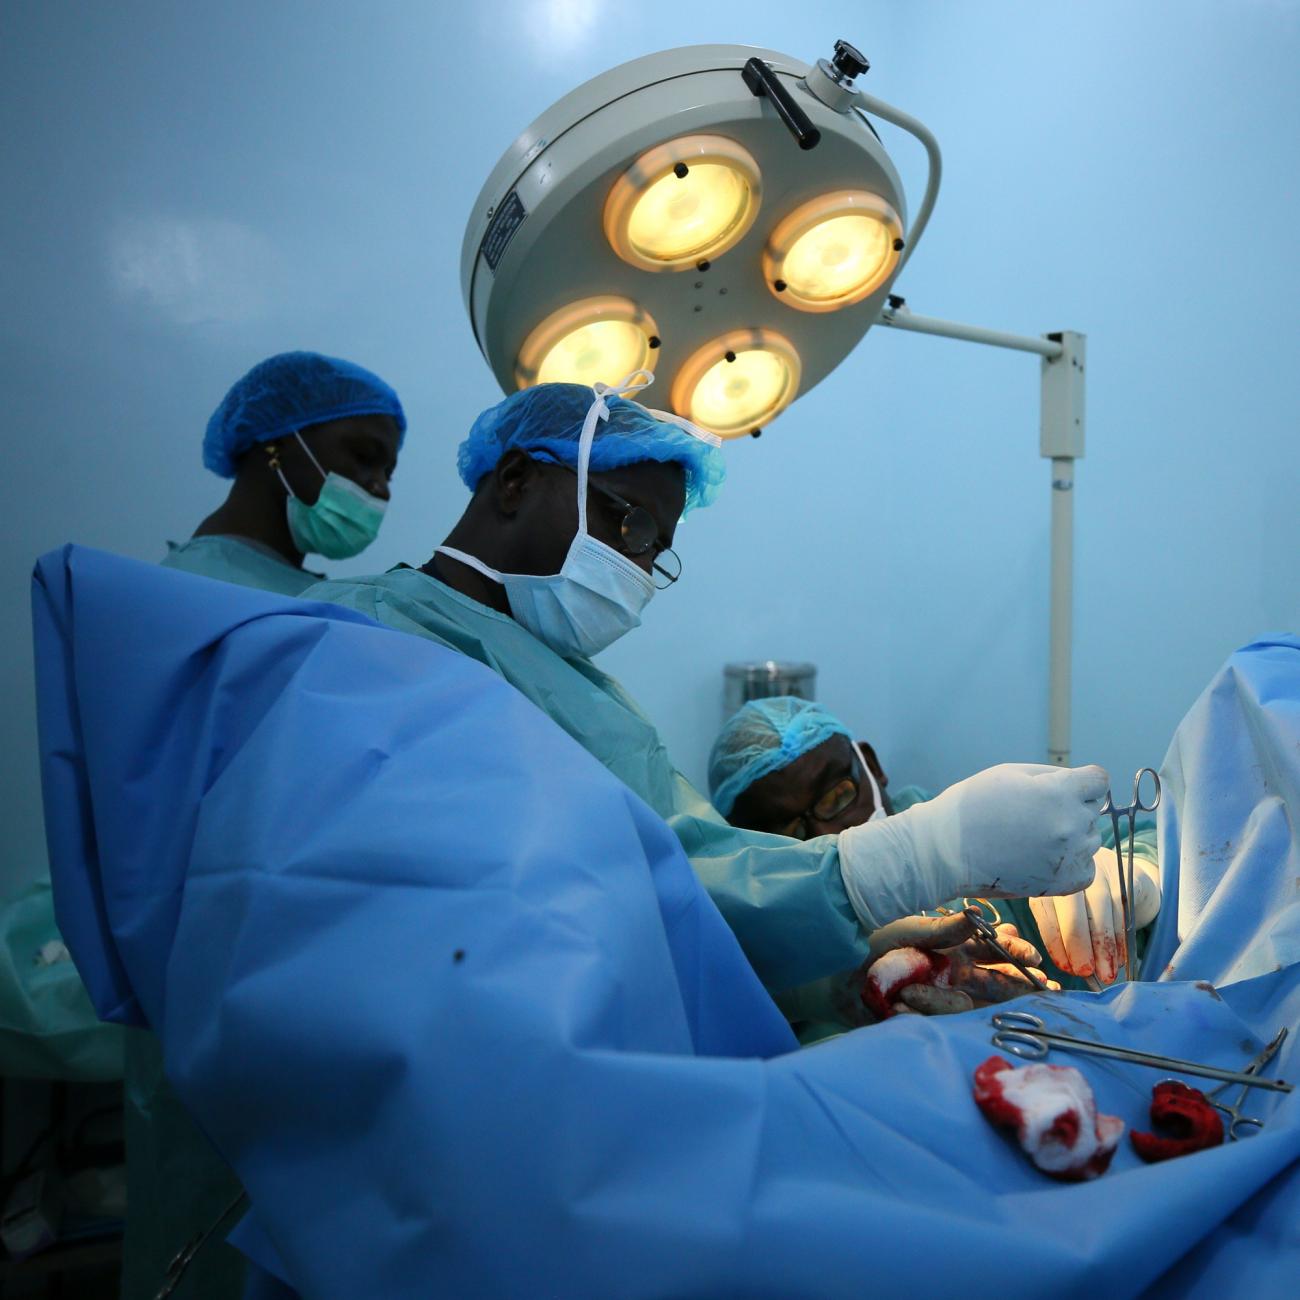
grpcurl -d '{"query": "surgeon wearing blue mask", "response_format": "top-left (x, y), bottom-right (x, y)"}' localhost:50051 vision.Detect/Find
top-left (163, 350), bottom-right (406, 595)
top-left (431, 373), bottom-right (685, 657)
top-left (305, 375), bottom-right (1109, 1008)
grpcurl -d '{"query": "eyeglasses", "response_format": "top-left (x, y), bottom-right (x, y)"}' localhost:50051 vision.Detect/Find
top-left (557, 465), bottom-right (682, 589)
top-left (777, 776), bottom-right (861, 841)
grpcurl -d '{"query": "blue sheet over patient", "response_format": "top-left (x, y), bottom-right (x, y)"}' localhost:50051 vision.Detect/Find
top-left (1149, 634), bottom-right (1300, 986)
top-left (32, 549), bottom-right (1300, 1299)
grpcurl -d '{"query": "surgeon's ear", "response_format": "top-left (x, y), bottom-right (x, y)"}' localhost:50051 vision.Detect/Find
top-left (857, 740), bottom-right (888, 789)
top-left (492, 450), bottom-right (539, 515)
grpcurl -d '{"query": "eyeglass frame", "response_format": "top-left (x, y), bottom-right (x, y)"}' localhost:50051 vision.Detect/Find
top-left (554, 463), bottom-right (682, 589)
top-left (775, 745), bottom-right (882, 840)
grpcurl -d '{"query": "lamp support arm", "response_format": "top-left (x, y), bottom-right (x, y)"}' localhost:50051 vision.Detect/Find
top-left (851, 91), bottom-right (943, 276)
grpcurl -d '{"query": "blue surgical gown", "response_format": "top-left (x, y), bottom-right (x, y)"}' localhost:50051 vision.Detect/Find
top-left (32, 548), bottom-right (1300, 1300)
top-left (127, 534), bottom-right (317, 1299)
top-left (302, 566), bottom-right (874, 992)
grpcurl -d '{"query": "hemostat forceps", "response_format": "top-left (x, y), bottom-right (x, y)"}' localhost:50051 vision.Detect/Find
top-left (990, 1011), bottom-right (1295, 1094)
top-left (1197, 1028), bottom-right (1290, 1140)
top-left (1100, 767), bottom-right (1160, 982)
top-left (960, 903), bottom-right (1042, 992)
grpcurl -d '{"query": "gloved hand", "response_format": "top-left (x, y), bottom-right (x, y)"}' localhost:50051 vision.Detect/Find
top-left (838, 763), bottom-right (1109, 928)
top-left (1028, 846), bottom-right (1161, 983)
top-left (862, 911), bottom-right (1058, 1018)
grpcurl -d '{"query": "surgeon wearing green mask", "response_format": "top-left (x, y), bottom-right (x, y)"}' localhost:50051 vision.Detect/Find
top-left (163, 349), bottom-right (406, 594)
top-left (142, 349), bottom-right (405, 1300)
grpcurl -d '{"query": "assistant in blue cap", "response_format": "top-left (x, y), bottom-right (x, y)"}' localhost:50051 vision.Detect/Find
top-left (145, 350), bottom-right (406, 1300)
top-left (709, 697), bottom-right (857, 821)
top-left (163, 351), bottom-right (408, 595)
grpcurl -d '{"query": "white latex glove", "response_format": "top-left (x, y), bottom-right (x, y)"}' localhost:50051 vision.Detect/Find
top-left (1029, 846), bottom-right (1162, 984)
top-left (838, 763), bottom-right (1108, 929)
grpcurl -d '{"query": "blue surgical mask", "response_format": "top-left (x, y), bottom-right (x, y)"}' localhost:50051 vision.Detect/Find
top-left (436, 373), bottom-right (671, 660)
top-left (278, 432), bottom-right (387, 560)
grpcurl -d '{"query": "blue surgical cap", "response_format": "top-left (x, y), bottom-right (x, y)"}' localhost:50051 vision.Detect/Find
top-left (203, 351), bottom-right (407, 478)
top-left (457, 383), bottom-right (726, 514)
top-left (708, 697), bottom-right (854, 817)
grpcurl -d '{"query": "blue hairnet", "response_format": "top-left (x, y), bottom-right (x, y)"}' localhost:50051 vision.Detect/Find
top-left (458, 384), bottom-right (726, 514)
top-left (203, 351), bottom-right (407, 478)
top-left (708, 697), bottom-right (853, 817)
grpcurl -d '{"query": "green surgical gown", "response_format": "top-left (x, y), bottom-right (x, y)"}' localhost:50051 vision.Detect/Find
top-left (161, 535), bottom-right (319, 596)
top-left (302, 566), bottom-right (873, 992)
top-left (0, 878), bottom-right (124, 1080)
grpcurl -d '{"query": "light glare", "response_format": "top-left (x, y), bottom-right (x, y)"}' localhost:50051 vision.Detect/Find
top-left (782, 214), bottom-right (893, 303)
top-left (684, 348), bottom-right (797, 436)
top-left (626, 163), bottom-right (751, 263)
top-left (536, 319), bottom-right (651, 386)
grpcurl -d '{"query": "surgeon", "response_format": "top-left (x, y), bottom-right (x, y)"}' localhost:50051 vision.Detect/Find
top-left (709, 696), bottom-right (1161, 1021)
top-left (134, 349), bottom-right (406, 1300)
top-left (163, 350), bottom-right (406, 594)
top-left (303, 374), bottom-right (1108, 999)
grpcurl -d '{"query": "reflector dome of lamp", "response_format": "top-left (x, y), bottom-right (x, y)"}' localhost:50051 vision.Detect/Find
top-left (461, 39), bottom-right (941, 439)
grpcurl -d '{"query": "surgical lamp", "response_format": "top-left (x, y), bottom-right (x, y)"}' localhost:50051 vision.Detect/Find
top-left (461, 42), bottom-right (939, 439)
top-left (461, 41), bottom-right (1087, 767)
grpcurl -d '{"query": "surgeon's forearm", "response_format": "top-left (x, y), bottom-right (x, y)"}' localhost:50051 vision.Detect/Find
top-left (669, 809), bottom-right (871, 993)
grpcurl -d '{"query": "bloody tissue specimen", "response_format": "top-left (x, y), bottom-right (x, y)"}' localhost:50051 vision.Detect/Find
top-left (1130, 1081), bottom-right (1224, 1163)
top-left (860, 947), bottom-right (951, 1019)
top-left (974, 1056), bottom-right (1124, 1181)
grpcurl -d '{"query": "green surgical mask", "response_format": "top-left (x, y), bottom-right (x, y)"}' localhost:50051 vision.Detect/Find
top-left (278, 432), bottom-right (387, 560)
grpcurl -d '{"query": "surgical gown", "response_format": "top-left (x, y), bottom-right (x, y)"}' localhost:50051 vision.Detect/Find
top-left (302, 566), bottom-right (876, 992)
top-left (0, 877), bottom-right (124, 1080)
top-left (32, 548), bottom-right (1300, 1300)
top-left (161, 535), bottom-right (319, 596)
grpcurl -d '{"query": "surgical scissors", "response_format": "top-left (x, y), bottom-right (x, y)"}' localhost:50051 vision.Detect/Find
top-left (1100, 767), bottom-right (1161, 981)
top-left (989, 1011), bottom-right (1295, 1093)
top-left (1197, 1028), bottom-right (1290, 1140)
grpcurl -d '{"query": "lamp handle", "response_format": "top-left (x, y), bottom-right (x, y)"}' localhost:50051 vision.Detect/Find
top-left (743, 58), bottom-right (822, 151)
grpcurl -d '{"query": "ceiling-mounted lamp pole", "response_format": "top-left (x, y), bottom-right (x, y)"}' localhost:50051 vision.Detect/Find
top-left (877, 300), bottom-right (1085, 766)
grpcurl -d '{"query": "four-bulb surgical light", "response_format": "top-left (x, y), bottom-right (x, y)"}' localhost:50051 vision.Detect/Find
top-left (462, 41), bottom-right (940, 439)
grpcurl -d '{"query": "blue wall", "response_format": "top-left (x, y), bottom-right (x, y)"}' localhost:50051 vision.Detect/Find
top-left (3, 2), bottom-right (1297, 888)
